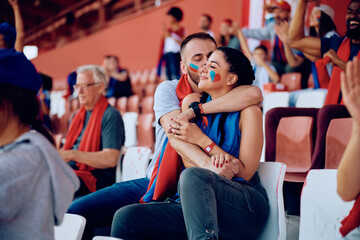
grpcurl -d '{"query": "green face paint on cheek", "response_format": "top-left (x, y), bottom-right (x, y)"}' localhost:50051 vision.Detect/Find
top-left (210, 71), bottom-right (221, 82)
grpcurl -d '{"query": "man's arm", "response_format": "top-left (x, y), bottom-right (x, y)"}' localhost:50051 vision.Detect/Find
top-left (59, 149), bottom-right (120, 168)
top-left (288, 0), bottom-right (321, 58)
top-left (202, 85), bottom-right (262, 114)
top-left (9, 0), bottom-right (24, 52)
top-left (242, 24), bottom-right (273, 41)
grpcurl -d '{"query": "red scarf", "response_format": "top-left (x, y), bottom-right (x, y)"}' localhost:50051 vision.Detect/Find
top-left (340, 194), bottom-right (360, 237)
top-left (315, 56), bottom-right (331, 89)
top-left (63, 96), bottom-right (108, 193)
top-left (316, 38), bottom-right (360, 105)
top-left (140, 74), bottom-right (192, 202)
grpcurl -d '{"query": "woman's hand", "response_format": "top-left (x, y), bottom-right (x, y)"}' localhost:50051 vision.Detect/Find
top-left (208, 155), bottom-right (239, 179)
top-left (341, 57), bottom-right (360, 124)
top-left (211, 153), bottom-right (231, 168)
top-left (169, 118), bottom-right (206, 145)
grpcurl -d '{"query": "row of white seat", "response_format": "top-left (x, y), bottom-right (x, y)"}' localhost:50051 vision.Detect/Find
top-left (263, 89), bottom-right (328, 115)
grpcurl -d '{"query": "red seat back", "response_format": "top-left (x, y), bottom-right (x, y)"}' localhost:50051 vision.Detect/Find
top-left (127, 95), bottom-right (140, 113)
top-left (325, 118), bottom-right (353, 169)
top-left (280, 73), bottom-right (301, 91)
top-left (141, 96), bottom-right (154, 114)
top-left (137, 113), bottom-right (155, 150)
top-left (116, 96), bottom-right (127, 115)
top-left (276, 116), bottom-right (314, 182)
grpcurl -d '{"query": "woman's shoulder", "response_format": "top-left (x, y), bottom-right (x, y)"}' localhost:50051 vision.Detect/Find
top-left (241, 105), bottom-right (262, 116)
top-left (239, 105), bottom-right (262, 127)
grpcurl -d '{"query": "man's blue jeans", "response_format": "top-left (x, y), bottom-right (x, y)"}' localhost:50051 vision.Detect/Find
top-left (68, 177), bottom-right (149, 240)
top-left (112, 168), bottom-right (269, 240)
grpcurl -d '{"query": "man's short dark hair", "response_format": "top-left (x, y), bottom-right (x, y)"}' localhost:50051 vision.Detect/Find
top-left (105, 55), bottom-right (119, 63)
top-left (180, 32), bottom-right (217, 57)
top-left (167, 7), bottom-right (183, 22)
top-left (254, 45), bottom-right (268, 55)
top-left (202, 14), bottom-right (213, 24)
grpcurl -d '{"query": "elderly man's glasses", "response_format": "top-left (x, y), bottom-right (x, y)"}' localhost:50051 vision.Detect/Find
top-left (73, 82), bottom-right (100, 91)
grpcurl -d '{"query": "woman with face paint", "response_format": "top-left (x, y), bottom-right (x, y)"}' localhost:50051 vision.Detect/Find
top-left (169, 46), bottom-right (269, 240)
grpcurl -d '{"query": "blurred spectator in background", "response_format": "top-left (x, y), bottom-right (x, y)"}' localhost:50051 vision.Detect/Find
top-left (103, 55), bottom-right (132, 106)
top-left (307, 4), bottom-right (339, 89)
top-left (199, 14), bottom-right (214, 37)
top-left (237, 28), bottom-right (279, 95)
top-left (157, 7), bottom-right (185, 80)
top-left (251, 45), bottom-right (280, 95)
top-left (39, 73), bottom-right (53, 131)
top-left (242, 0), bottom-right (310, 85)
top-left (218, 19), bottom-right (241, 51)
top-left (0, 0), bottom-right (24, 52)
top-left (59, 65), bottom-right (124, 197)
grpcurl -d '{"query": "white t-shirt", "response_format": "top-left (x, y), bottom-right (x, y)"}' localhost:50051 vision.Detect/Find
top-left (146, 80), bottom-right (180, 178)
top-left (163, 33), bottom-right (182, 54)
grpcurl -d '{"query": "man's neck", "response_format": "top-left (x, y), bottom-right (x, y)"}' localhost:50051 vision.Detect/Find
top-left (187, 75), bottom-right (202, 94)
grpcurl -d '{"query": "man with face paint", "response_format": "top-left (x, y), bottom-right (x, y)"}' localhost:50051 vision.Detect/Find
top-left (68, 33), bottom-right (262, 239)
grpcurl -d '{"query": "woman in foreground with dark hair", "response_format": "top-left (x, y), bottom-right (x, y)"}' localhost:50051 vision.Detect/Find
top-left (111, 47), bottom-right (269, 240)
top-left (0, 49), bottom-right (79, 240)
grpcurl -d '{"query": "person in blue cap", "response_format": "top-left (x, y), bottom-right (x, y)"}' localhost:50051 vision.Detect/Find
top-left (0, 49), bottom-right (79, 240)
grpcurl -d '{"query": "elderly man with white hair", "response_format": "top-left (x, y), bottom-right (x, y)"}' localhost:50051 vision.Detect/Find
top-left (59, 65), bottom-right (125, 197)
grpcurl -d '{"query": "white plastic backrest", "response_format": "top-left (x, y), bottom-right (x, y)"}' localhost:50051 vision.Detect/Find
top-left (263, 92), bottom-right (290, 116)
top-left (299, 170), bottom-right (355, 240)
top-left (93, 236), bottom-right (123, 240)
top-left (295, 89), bottom-right (327, 108)
top-left (54, 213), bottom-right (86, 240)
top-left (122, 112), bottom-right (138, 147)
top-left (121, 147), bottom-right (152, 182)
top-left (257, 162), bottom-right (287, 240)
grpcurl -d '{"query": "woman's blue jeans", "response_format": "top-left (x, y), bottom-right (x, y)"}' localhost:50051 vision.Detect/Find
top-left (112, 168), bottom-right (269, 240)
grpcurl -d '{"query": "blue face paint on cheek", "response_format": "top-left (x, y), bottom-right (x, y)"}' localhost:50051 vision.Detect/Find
top-left (189, 63), bottom-right (199, 73)
top-left (210, 71), bottom-right (215, 82)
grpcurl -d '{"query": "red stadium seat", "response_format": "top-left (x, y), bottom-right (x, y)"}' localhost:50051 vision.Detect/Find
top-left (144, 83), bottom-right (157, 97)
top-left (276, 116), bottom-right (314, 182)
top-left (127, 95), bottom-right (140, 113)
top-left (280, 73), bottom-right (301, 91)
top-left (137, 113), bottom-right (155, 150)
top-left (325, 118), bottom-right (353, 169)
top-left (141, 96), bottom-right (154, 114)
top-left (116, 96), bottom-right (127, 115)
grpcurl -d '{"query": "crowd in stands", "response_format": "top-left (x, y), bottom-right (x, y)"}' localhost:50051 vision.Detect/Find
top-left (1, 0), bottom-right (360, 239)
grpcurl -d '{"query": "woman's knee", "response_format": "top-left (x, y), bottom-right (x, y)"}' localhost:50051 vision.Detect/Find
top-left (179, 167), bottom-right (213, 191)
top-left (111, 204), bottom-right (140, 237)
